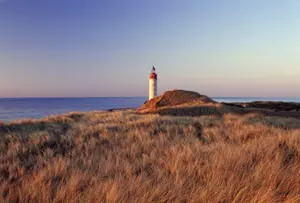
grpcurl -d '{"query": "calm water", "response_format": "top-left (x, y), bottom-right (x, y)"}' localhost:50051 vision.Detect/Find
top-left (0, 97), bottom-right (147, 122)
top-left (0, 97), bottom-right (300, 122)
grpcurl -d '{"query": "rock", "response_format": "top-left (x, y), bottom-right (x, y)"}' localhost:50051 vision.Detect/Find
top-left (139, 89), bottom-right (215, 111)
top-left (137, 90), bottom-right (225, 116)
top-left (222, 101), bottom-right (300, 112)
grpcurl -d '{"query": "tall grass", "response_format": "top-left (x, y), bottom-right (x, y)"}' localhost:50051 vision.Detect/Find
top-left (1, 110), bottom-right (300, 202)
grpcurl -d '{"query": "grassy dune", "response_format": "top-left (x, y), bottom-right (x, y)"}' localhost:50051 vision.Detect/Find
top-left (1, 110), bottom-right (300, 202)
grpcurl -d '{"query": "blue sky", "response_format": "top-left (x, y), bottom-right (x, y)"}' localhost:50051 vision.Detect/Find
top-left (1, 0), bottom-right (300, 97)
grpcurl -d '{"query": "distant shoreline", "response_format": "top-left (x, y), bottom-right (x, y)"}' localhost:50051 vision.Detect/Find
top-left (0, 96), bottom-right (300, 102)
top-left (1, 98), bottom-right (300, 122)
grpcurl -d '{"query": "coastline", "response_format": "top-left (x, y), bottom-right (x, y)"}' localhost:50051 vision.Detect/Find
top-left (2, 100), bottom-right (300, 123)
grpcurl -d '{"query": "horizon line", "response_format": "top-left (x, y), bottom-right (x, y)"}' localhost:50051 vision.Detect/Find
top-left (0, 96), bottom-right (300, 99)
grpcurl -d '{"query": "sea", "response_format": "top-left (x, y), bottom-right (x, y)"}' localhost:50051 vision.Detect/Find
top-left (0, 97), bottom-right (300, 122)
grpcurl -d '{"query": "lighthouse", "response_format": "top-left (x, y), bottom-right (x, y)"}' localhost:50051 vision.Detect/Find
top-left (149, 66), bottom-right (158, 100)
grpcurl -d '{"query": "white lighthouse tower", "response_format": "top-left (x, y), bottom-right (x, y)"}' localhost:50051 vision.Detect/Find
top-left (149, 66), bottom-right (158, 100)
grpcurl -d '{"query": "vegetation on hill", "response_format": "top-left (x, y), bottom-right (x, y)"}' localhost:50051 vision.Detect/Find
top-left (1, 108), bottom-right (300, 202)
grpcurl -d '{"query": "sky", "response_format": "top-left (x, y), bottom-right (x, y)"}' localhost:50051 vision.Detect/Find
top-left (0, 0), bottom-right (300, 98)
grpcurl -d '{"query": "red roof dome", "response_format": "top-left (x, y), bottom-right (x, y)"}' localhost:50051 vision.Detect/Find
top-left (149, 72), bottom-right (157, 79)
top-left (149, 66), bottom-right (157, 79)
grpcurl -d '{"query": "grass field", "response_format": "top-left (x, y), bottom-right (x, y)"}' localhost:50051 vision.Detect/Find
top-left (1, 109), bottom-right (300, 202)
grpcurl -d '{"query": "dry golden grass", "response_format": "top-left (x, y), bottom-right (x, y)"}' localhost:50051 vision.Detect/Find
top-left (1, 110), bottom-right (300, 202)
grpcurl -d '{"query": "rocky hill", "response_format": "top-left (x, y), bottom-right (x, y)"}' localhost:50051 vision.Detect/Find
top-left (138, 90), bottom-right (241, 116)
top-left (140, 90), bottom-right (215, 109)
top-left (138, 90), bottom-right (300, 119)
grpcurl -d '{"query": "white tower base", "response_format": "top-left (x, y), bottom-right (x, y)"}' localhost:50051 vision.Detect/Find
top-left (149, 78), bottom-right (157, 100)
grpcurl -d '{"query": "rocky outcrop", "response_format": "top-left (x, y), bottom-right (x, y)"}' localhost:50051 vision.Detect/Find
top-left (139, 89), bottom-right (215, 110)
top-left (137, 90), bottom-right (236, 116)
top-left (222, 101), bottom-right (300, 112)
top-left (138, 90), bottom-right (300, 119)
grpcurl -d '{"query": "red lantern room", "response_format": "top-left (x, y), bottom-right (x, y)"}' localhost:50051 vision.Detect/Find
top-left (149, 66), bottom-right (157, 79)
